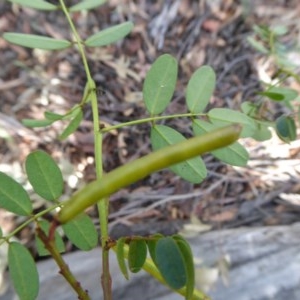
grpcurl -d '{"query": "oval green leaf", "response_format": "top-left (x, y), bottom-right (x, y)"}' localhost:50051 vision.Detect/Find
top-left (173, 235), bottom-right (195, 300)
top-left (62, 213), bottom-right (98, 251)
top-left (193, 120), bottom-right (249, 166)
top-left (143, 54), bottom-right (178, 115)
top-left (147, 233), bottom-right (163, 264)
top-left (128, 239), bottom-right (147, 273)
top-left (59, 109), bottom-right (83, 140)
top-left (264, 86), bottom-right (298, 102)
top-left (36, 220), bottom-right (65, 256)
top-left (8, 0), bottom-right (58, 10)
top-left (208, 108), bottom-right (256, 138)
top-left (275, 115), bottom-right (296, 143)
top-left (253, 24), bottom-right (269, 37)
top-left (8, 242), bottom-right (39, 300)
top-left (258, 91), bottom-right (284, 101)
top-left (252, 124), bottom-right (272, 141)
top-left (85, 21), bottom-right (133, 47)
top-left (151, 125), bottom-right (207, 183)
top-left (116, 237), bottom-right (129, 280)
top-left (186, 66), bottom-right (216, 113)
top-left (22, 118), bottom-right (54, 128)
top-left (0, 172), bottom-right (32, 216)
top-left (213, 143), bottom-right (249, 166)
top-left (44, 111), bottom-right (64, 121)
top-left (247, 36), bottom-right (269, 54)
top-left (3, 33), bottom-right (71, 50)
top-left (62, 104), bottom-right (82, 120)
top-left (25, 150), bottom-right (63, 201)
top-left (155, 237), bottom-right (187, 290)
top-left (69, 0), bottom-right (106, 12)
top-left (272, 25), bottom-right (288, 36)
top-left (241, 101), bottom-right (258, 117)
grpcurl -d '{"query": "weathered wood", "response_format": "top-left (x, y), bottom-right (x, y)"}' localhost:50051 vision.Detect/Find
top-left (2, 223), bottom-right (300, 299)
top-left (191, 222), bottom-right (300, 300)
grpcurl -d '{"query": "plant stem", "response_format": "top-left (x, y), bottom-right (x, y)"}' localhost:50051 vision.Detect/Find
top-left (58, 2), bottom-right (112, 298)
top-left (90, 90), bottom-right (112, 300)
top-left (36, 225), bottom-right (90, 300)
top-left (59, 0), bottom-right (92, 82)
top-left (0, 204), bottom-right (61, 245)
top-left (101, 112), bottom-right (203, 133)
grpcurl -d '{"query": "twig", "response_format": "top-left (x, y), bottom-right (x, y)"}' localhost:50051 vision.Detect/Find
top-left (36, 225), bottom-right (90, 300)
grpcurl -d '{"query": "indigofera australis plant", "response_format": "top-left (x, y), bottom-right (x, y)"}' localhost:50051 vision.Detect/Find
top-left (0, 1), bottom-right (298, 300)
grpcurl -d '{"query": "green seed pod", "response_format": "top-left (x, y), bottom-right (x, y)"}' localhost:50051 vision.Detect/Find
top-left (58, 124), bottom-right (241, 223)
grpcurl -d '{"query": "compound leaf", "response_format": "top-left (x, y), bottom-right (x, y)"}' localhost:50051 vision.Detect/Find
top-left (143, 54), bottom-right (178, 115)
top-left (0, 172), bottom-right (32, 216)
top-left (25, 150), bottom-right (63, 201)
top-left (128, 239), bottom-right (147, 273)
top-left (85, 21), bottom-right (133, 47)
top-left (3, 33), bottom-right (71, 50)
top-left (8, 242), bottom-right (39, 300)
top-left (186, 66), bottom-right (216, 113)
top-left (62, 213), bottom-right (98, 251)
top-left (151, 125), bottom-right (207, 183)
